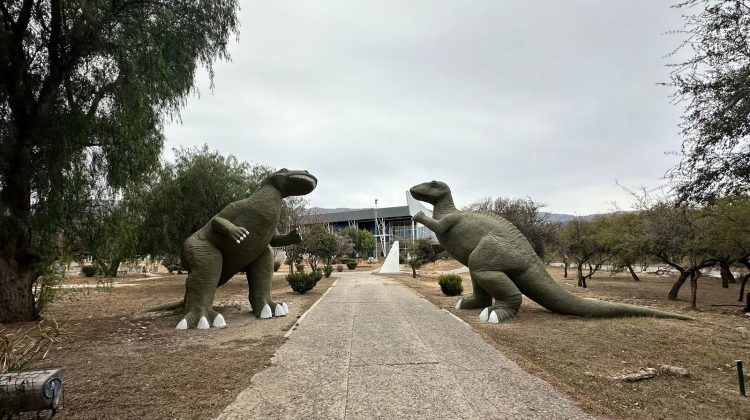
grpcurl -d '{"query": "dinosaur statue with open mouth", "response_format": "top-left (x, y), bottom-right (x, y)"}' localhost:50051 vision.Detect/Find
top-left (409, 180), bottom-right (693, 323)
top-left (148, 168), bottom-right (318, 330)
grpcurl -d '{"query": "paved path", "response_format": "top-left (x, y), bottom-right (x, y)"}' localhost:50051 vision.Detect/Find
top-left (218, 271), bottom-right (592, 419)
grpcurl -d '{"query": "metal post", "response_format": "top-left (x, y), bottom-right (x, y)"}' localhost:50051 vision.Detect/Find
top-left (737, 360), bottom-right (746, 396)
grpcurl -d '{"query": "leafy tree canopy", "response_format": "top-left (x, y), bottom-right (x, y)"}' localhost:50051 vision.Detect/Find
top-left (668, 0), bottom-right (750, 201)
top-left (0, 0), bottom-right (239, 322)
top-left (141, 145), bottom-right (273, 261)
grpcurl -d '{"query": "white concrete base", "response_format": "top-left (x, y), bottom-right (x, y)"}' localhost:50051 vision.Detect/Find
top-left (378, 240), bottom-right (401, 274)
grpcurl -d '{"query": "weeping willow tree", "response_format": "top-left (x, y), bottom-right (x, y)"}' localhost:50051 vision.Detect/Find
top-left (0, 0), bottom-right (239, 322)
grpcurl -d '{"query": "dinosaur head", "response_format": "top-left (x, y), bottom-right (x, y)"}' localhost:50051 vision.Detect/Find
top-left (264, 168), bottom-right (317, 197)
top-left (409, 180), bottom-right (451, 205)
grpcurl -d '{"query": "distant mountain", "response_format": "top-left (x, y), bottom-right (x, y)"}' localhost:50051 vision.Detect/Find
top-left (543, 211), bottom-right (627, 223)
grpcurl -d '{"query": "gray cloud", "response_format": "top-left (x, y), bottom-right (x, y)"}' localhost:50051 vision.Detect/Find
top-left (164, 0), bottom-right (686, 214)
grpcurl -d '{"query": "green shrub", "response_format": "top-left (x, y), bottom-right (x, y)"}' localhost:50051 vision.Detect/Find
top-left (273, 261), bottom-right (282, 272)
top-left (34, 265), bottom-right (66, 315)
top-left (81, 265), bottom-right (98, 277)
top-left (346, 262), bottom-right (357, 270)
top-left (322, 265), bottom-right (333, 278)
top-left (438, 274), bottom-right (463, 296)
top-left (341, 258), bottom-right (354, 264)
top-left (312, 270), bottom-right (323, 282)
top-left (336, 264), bottom-right (344, 272)
top-left (399, 255), bottom-right (406, 264)
top-left (286, 272), bottom-right (320, 294)
top-left (295, 263), bottom-right (305, 273)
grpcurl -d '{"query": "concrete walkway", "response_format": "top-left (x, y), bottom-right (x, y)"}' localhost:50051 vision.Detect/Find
top-left (218, 271), bottom-right (592, 420)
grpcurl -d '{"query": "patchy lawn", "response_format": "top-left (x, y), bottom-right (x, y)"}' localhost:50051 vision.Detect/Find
top-left (3, 272), bottom-right (334, 419)
top-left (389, 265), bottom-right (750, 420)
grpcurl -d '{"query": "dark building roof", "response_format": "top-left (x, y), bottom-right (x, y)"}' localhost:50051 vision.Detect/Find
top-left (309, 206), bottom-right (411, 224)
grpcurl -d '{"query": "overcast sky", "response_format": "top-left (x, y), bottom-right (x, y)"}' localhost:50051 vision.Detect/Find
top-left (163, 0), bottom-right (688, 215)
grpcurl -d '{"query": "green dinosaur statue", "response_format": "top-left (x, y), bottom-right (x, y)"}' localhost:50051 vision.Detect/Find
top-left (149, 168), bottom-right (317, 330)
top-left (409, 181), bottom-right (692, 323)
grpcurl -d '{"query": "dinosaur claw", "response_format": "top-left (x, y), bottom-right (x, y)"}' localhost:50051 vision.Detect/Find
top-left (281, 302), bottom-right (288, 314)
top-left (479, 307), bottom-right (489, 321)
top-left (197, 316), bottom-right (210, 329)
top-left (455, 299), bottom-right (463, 309)
top-left (213, 314), bottom-right (227, 328)
top-left (236, 239), bottom-right (241, 244)
top-left (488, 311), bottom-right (499, 324)
top-left (248, 302), bottom-right (253, 312)
top-left (175, 319), bottom-right (188, 330)
top-left (260, 304), bottom-right (272, 319)
top-left (274, 303), bottom-right (286, 317)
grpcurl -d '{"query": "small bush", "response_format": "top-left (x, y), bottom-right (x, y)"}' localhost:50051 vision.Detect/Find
top-left (336, 264), bottom-right (344, 272)
top-left (322, 265), bottom-right (333, 278)
top-left (273, 261), bottom-right (281, 272)
top-left (286, 272), bottom-right (319, 294)
top-left (341, 258), bottom-right (354, 264)
top-left (438, 274), bottom-right (463, 296)
top-left (295, 263), bottom-right (305, 273)
top-left (346, 262), bottom-right (357, 270)
top-left (312, 269), bottom-right (323, 282)
top-left (399, 255), bottom-right (406, 264)
top-left (81, 265), bottom-right (98, 277)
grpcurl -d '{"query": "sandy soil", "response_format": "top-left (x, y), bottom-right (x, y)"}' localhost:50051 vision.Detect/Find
top-left (389, 265), bottom-right (750, 420)
top-left (4, 272), bottom-right (334, 419)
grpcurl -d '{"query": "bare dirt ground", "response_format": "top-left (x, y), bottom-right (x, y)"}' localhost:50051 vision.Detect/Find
top-left (389, 265), bottom-right (750, 420)
top-left (4, 272), bottom-right (334, 419)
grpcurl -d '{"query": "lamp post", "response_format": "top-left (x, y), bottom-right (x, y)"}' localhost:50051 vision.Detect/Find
top-left (373, 199), bottom-right (379, 258)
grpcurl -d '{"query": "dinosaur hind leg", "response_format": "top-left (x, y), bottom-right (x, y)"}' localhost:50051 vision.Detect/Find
top-left (246, 247), bottom-right (288, 318)
top-left (472, 270), bottom-right (522, 323)
top-left (177, 239), bottom-right (226, 330)
top-left (455, 271), bottom-right (493, 309)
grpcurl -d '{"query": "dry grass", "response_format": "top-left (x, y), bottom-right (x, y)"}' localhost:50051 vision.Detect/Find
top-left (390, 265), bottom-right (750, 420)
top-left (3, 273), bottom-right (335, 419)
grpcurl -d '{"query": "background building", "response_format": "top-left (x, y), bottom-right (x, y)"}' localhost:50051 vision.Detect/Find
top-left (307, 192), bottom-right (435, 257)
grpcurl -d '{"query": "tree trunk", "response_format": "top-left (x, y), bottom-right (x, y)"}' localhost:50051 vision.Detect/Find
top-left (411, 265), bottom-right (417, 278)
top-left (719, 261), bottom-right (735, 288)
top-left (576, 264), bottom-right (586, 288)
top-left (0, 255), bottom-right (40, 323)
top-left (626, 264), bottom-right (640, 281)
top-left (668, 270), bottom-right (689, 301)
top-left (689, 270), bottom-right (705, 309)
top-left (563, 259), bottom-right (568, 278)
top-left (107, 259), bottom-right (121, 277)
top-left (739, 274), bottom-right (749, 302)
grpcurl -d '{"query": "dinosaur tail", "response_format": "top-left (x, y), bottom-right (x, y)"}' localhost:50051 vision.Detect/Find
top-left (519, 264), bottom-right (694, 321)
top-left (145, 298), bottom-right (184, 313)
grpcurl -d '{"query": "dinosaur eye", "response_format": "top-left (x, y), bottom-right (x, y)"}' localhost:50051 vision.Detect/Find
top-left (278, 168), bottom-right (288, 172)
top-left (431, 181), bottom-right (437, 185)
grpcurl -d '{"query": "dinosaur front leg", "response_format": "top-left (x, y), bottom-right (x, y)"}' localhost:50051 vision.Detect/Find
top-left (246, 247), bottom-right (288, 318)
top-left (269, 229), bottom-right (302, 247)
top-left (176, 239), bottom-right (227, 330)
top-left (413, 212), bottom-right (459, 235)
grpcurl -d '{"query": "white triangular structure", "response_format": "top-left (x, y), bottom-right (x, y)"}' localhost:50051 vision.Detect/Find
top-left (378, 240), bottom-right (401, 274)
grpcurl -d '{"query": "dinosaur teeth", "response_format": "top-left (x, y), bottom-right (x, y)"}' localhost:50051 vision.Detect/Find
top-left (290, 174), bottom-right (317, 187)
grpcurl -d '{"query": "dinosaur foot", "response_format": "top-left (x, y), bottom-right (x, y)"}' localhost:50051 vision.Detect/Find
top-left (175, 307), bottom-right (227, 330)
top-left (250, 301), bottom-right (289, 319)
top-left (479, 306), bottom-right (517, 324)
top-left (455, 294), bottom-right (493, 310)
